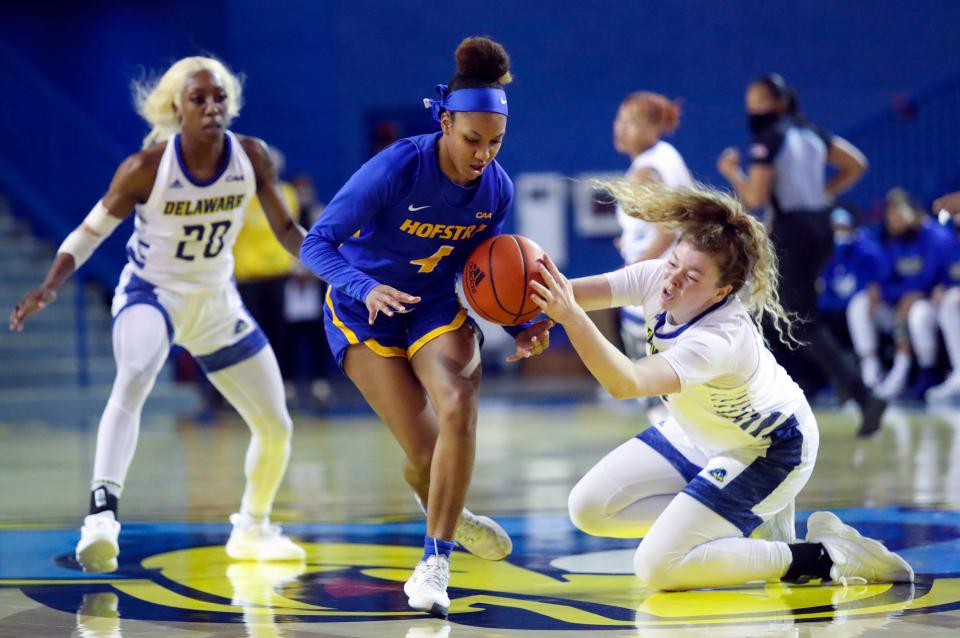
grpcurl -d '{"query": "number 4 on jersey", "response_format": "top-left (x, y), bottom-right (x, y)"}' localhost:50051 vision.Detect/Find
top-left (410, 245), bottom-right (454, 273)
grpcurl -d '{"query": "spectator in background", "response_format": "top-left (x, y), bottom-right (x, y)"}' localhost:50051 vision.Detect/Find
top-left (611, 92), bottom-right (692, 366)
top-left (817, 207), bottom-right (887, 364)
top-left (282, 174), bottom-right (332, 406)
top-left (926, 193), bottom-right (960, 401)
top-left (282, 262), bottom-right (332, 406)
top-left (847, 189), bottom-right (940, 401)
top-left (233, 147), bottom-right (299, 380)
top-left (290, 174), bottom-right (326, 229)
top-left (717, 73), bottom-right (885, 436)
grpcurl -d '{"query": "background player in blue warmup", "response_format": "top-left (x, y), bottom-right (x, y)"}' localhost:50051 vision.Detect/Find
top-left (848, 189), bottom-right (942, 400)
top-left (817, 207), bottom-right (887, 386)
top-left (299, 37), bottom-right (552, 617)
top-left (9, 57), bottom-right (307, 571)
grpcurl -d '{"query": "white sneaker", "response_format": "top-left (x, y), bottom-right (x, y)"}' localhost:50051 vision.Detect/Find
top-left (752, 500), bottom-right (797, 544)
top-left (926, 372), bottom-right (960, 402)
top-left (404, 555), bottom-right (451, 618)
top-left (805, 511), bottom-right (913, 584)
top-left (76, 511), bottom-right (120, 573)
top-left (225, 513), bottom-right (306, 562)
top-left (454, 508), bottom-right (512, 561)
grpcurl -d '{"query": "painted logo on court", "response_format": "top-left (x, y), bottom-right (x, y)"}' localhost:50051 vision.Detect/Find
top-left (2, 509), bottom-right (959, 632)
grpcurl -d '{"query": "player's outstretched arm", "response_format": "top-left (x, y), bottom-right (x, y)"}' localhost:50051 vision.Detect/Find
top-left (530, 254), bottom-right (680, 399)
top-left (241, 137), bottom-right (305, 257)
top-left (567, 273), bottom-right (614, 312)
top-left (9, 152), bottom-right (151, 332)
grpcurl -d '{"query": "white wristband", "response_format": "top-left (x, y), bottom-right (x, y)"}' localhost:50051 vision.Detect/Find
top-left (57, 201), bottom-right (123, 269)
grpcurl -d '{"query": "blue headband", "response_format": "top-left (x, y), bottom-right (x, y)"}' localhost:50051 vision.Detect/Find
top-left (423, 84), bottom-right (509, 123)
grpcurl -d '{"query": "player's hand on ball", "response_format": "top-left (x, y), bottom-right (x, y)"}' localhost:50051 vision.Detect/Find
top-left (530, 254), bottom-right (578, 324)
top-left (9, 287), bottom-right (56, 332)
top-left (364, 285), bottom-right (420, 324)
top-left (506, 318), bottom-right (555, 363)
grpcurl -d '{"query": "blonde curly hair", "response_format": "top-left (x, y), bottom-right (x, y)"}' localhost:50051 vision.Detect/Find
top-left (598, 180), bottom-right (800, 347)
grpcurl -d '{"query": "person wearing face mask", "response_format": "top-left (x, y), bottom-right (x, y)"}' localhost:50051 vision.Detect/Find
top-left (717, 73), bottom-right (885, 436)
top-left (8, 57), bottom-right (308, 572)
top-left (299, 37), bottom-right (552, 617)
top-left (530, 182), bottom-right (913, 591)
top-left (847, 189), bottom-right (943, 401)
top-left (817, 207), bottom-right (887, 384)
top-left (611, 92), bottom-right (692, 373)
top-left (926, 192), bottom-right (960, 400)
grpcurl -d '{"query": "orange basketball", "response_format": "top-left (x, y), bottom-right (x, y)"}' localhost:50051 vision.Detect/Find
top-left (462, 234), bottom-right (546, 326)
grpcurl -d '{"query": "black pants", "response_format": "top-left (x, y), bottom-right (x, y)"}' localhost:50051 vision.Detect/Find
top-left (237, 277), bottom-right (288, 363)
top-left (770, 211), bottom-right (870, 405)
top-left (278, 318), bottom-right (332, 383)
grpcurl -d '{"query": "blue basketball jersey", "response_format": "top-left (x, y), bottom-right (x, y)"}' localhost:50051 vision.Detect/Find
top-left (872, 220), bottom-right (943, 303)
top-left (818, 233), bottom-right (886, 312)
top-left (301, 132), bottom-right (513, 303)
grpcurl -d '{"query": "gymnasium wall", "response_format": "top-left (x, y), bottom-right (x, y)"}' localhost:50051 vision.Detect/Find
top-left (0, 0), bottom-right (955, 281)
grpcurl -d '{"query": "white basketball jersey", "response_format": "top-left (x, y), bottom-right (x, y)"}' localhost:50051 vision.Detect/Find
top-left (616, 141), bottom-right (693, 264)
top-left (607, 260), bottom-right (806, 453)
top-left (124, 131), bottom-right (255, 292)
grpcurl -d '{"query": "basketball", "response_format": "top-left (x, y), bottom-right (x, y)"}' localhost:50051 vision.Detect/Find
top-left (462, 234), bottom-right (546, 326)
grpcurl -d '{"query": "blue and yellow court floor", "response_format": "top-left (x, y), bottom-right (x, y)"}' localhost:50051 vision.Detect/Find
top-left (1, 401), bottom-right (958, 636)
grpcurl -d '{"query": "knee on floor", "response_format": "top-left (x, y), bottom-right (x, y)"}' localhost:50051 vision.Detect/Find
top-left (567, 483), bottom-right (611, 536)
top-left (633, 547), bottom-right (681, 591)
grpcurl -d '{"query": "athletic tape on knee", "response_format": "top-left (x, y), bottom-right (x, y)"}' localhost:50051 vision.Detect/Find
top-left (57, 200), bottom-right (123, 268)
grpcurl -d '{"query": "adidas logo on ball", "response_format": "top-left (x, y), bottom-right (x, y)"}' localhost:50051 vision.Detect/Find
top-left (467, 261), bottom-right (486, 290)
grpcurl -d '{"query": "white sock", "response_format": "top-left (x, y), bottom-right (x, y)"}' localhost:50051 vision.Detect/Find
top-left (908, 299), bottom-right (938, 368)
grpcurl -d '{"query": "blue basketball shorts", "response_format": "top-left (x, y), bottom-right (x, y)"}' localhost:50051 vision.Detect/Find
top-left (324, 287), bottom-right (478, 368)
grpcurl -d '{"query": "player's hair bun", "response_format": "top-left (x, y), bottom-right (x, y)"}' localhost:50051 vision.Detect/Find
top-left (455, 37), bottom-right (512, 86)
